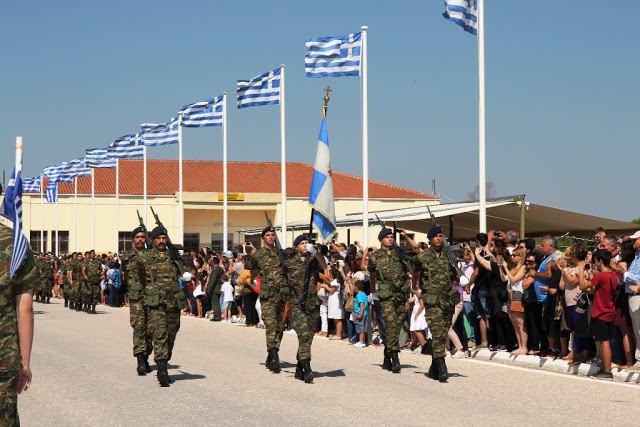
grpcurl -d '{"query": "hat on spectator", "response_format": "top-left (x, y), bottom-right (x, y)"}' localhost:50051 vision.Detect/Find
top-left (182, 272), bottom-right (193, 282)
top-left (293, 234), bottom-right (308, 246)
top-left (378, 228), bottom-right (393, 240)
top-left (261, 226), bottom-right (275, 237)
top-left (427, 226), bottom-right (443, 240)
top-left (223, 250), bottom-right (232, 258)
top-left (629, 230), bottom-right (640, 239)
top-left (150, 226), bottom-right (167, 239)
top-left (130, 226), bottom-right (144, 239)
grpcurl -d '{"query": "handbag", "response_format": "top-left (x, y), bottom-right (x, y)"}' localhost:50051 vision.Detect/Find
top-left (317, 288), bottom-right (328, 298)
top-left (509, 289), bottom-right (524, 313)
top-left (575, 291), bottom-right (590, 314)
top-left (344, 293), bottom-right (355, 312)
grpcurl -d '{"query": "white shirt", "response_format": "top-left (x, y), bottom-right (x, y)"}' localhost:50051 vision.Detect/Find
top-left (221, 282), bottom-right (234, 302)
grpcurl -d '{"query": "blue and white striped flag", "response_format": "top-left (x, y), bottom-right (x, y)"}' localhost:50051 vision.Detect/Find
top-left (237, 68), bottom-right (281, 109)
top-left (0, 150), bottom-right (30, 278)
top-left (57, 174), bottom-right (74, 184)
top-left (85, 148), bottom-right (117, 168)
top-left (443, 0), bottom-right (478, 36)
top-left (108, 134), bottom-right (144, 159)
top-left (141, 117), bottom-right (179, 147)
top-left (45, 180), bottom-right (57, 203)
top-left (43, 164), bottom-right (67, 182)
top-left (180, 96), bottom-right (224, 127)
top-left (308, 117), bottom-right (336, 242)
top-left (22, 177), bottom-right (41, 193)
top-left (63, 159), bottom-right (91, 178)
top-left (305, 33), bottom-right (361, 78)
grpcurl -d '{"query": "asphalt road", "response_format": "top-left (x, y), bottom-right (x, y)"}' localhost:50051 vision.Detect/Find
top-left (20, 299), bottom-right (640, 426)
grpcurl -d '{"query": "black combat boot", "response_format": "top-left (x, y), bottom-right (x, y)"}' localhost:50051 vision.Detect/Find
top-left (35, 295), bottom-right (40, 303)
top-left (391, 351), bottom-right (401, 373)
top-left (92, 305), bottom-right (97, 314)
top-left (268, 348), bottom-right (281, 373)
top-left (265, 352), bottom-right (272, 370)
top-left (382, 354), bottom-right (392, 371)
top-left (136, 354), bottom-right (147, 376)
top-left (145, 356), bottom-right (152, 373)
top-left (70, 302), bottom-right (74, 310)
top-left (294, 361), bottom-right (303, 380)
top-left (64, 300), bottom-right (68, 308)
top-left (46, 297), bottom-right (50, 304)
top-left (428, 358), bottom-right (439, 380)
top-left (157, 360), bottom-right (170, 387)
top-left (76, 303), bottom-right (82, 312)
top-left (436, 357), bottom-right (448, 382)
top-left (302, 361), bottom-right (314, 383)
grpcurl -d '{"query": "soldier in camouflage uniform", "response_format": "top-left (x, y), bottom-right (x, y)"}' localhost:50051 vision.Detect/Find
top-left (69, 253), bottom-right (84, 311)
top-left (368, 228), bottom-right (411, 373)
top-left (246, 226), bottom-right (286, 373)
top-left (282, 234), bottom-right (326, 383)
top-left (61, 255), bottom-right (71, 308)
top-left (123, 227), bottom-right (152, 375)
top-left (42, 254), bottom-right (54, 304)
top-left (82, 250), bottom-right (102, 314)
top-left (138, 226), bottom-right (185, 387)
top-left (0, 222), bottom-right (39, 426)
top-left (33, 253), bottom-right (45, 303)
top-left (411, 226), bottom-right (460, 382)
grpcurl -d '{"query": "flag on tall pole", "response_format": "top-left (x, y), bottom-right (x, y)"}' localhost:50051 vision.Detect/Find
top-left (0, 137), bottom-right (30, 277)
top-left (305, 33), bottom-right (362, 78)
top-left (107, 134), bottom-right (144, 158)
top-left (141, 117), bottom-right (179, 146)
top-left (45, 180), bottom-right (58, 203)
top-left (22, 177), bottom-right (41, 193)
top-left (308, 117), bottom-right (336, 242)
top-left (443, 0), bottom-right (478, 35)
top-left (85, 148), bottom-right (117, 169)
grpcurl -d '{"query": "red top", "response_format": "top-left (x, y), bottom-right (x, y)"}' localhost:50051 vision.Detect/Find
top-left (590, 271), bottom-right (617, 322)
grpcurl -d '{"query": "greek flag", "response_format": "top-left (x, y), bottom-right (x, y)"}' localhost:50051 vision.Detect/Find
top-left (45, 180), bottom-right (57, 203)
top-left (305, 33), bottom-right (361, 78)
top-left (141, 117), bottom-right (179, 147)
top-left (180, 96), bottom-right (224, 127)
top-left (443, 0), bottom-right (478, 36)
top-left (63, 159), bottom-right (91, 178)
top-left (237, 68), bottom-right (280, 109)
top-left (0, 151), bottom-right (30, 278)
top-left (22, 177), bottom-right (41, 193)
top-left (108, 134), bottom-right (144, 159)
top-left (308, 117), bottom-right (336, 242)
top-left (43, 164), bottom-right (67, 182)
top-left (57, 174), bottom-right (74, 184)
top-left (85, 148), bottom-right (116, 168)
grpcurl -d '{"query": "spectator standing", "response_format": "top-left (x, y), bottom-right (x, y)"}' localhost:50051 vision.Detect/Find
top-left (221, 274), bottom-right (234, 323)
top-left (622, 231), bottom-right (640, 372)
top-left (499, 248), bottom-right (528, 355)
top-left (353, 281), bottom-right (368, 348)
top-left (109, 262), bottom-right (122, 307)
top-left (526, 235), bottom-right (557, 355)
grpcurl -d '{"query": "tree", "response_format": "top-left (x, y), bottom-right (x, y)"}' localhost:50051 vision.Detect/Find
top-left (466, 181), bottom-right (496, 202)
top-left (632, 218), bottom-right (640, 225)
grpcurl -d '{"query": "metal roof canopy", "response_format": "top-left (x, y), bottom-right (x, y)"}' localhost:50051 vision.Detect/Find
top-left (239, 196), bottom-right (639, 240)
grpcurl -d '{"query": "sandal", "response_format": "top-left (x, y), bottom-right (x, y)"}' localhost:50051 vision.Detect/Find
top-left (329, 337), bottom-right (341, 341)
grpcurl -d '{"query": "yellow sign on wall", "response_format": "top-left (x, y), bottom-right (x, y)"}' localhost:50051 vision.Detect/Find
top-left (218, 193), bottom-right (245, 201)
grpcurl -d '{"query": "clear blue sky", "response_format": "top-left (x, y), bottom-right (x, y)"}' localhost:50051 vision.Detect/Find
top-left (2, 1), bottom-right (638, 222)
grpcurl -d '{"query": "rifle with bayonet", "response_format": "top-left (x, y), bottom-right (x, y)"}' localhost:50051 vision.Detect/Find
top-left (150, 206), bottom-right (183, 262)
top-left (137, 210), bottom-right (152, 249)
top-left (374, 215), bottom-right (414, 274)
top-left (425, 206), bottom-right (469, 285)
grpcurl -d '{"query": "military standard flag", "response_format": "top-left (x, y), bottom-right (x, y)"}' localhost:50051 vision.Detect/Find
top-left (305, 33), bottom-right (361, 78)
top-left (308, 117), bottom-right (336, 242)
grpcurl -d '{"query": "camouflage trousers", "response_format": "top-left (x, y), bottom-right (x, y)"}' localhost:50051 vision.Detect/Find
top-left (68, 283), bottom-right (80, 304)
top-left (148, 306), bottom-right (181, 362)
top-left (261, 292), bottom-right (285, 352)
top-left (380, 297), bottom-right (408, 354)
top-left (36, 280), bottom-right (52, 299)
top-left (130, 300), bottom-right (152, 357)
top-left (288, 300), bottom-right (320, 362)
top-left (424, 304), bottom-right (453, 359)
top-left (82, 280), bottom-right (100, 306)
top-left (0, 372), bottom-right (19, 427)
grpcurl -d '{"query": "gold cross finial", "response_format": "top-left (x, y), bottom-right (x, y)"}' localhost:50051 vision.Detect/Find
top-left (323, 86), bottom-right (332, 117)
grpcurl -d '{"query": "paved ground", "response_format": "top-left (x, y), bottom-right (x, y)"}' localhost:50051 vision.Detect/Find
top-left (20, 299), bottom-right (640, 426)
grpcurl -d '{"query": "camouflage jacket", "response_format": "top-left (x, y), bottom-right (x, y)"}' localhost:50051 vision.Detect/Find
top-left (140, 248), bottom-right (183, 309)
top-left (0, 223), bottom-right (39, 374)
top-left (39, 258), bottom-right (53, 280)
top-left (283, 251), bottom-right (322, 307)
top-left (246, 246), bottom-right (285, 300)
top-left (83, 259), bottom-right (102, 282)
top-left (70, 260), bottom-right (83, 284)
top-left (368, 248), bottom-right (409, 300)
top-left (412, 247), bottom-right (458, 308)
top-left (61, 262), bottom-right (71, 284)
top-left (123, 249), bottom-right (146, 299)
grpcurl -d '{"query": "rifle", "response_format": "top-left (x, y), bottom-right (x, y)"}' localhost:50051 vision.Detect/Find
top-left (374, 215), bottom-right (414, 274)
top-left (150, 206), bottom-right (183, 262)
top-left (136, 210), bottom-right (152, 249)
top-left (425, 206), bottom-right (469, 285)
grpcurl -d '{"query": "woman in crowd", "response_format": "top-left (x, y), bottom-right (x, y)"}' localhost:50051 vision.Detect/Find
top-left (193, 273), bottom-right (205, 318)
top-left (323, 266), bottom-right (346, 340)
top-left (498, 248), bottom-right (528, 355)
top-left (557, 244), bottom-right (584, 363)
top-left (523, 252), bottom-right (542, 355)
top-left (613, 240), bottom-right (636, 369)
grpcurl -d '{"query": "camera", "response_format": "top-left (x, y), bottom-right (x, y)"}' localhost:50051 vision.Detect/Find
top-left (245, 242), bottom-right (251, 246)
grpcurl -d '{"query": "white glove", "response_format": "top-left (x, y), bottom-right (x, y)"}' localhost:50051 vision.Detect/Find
top-left (306, 244), bottom-right (317, 254)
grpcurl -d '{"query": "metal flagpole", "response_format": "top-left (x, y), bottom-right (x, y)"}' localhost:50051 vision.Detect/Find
top-left (40, 173), bottom-right (44, 253)
top-left (477, 0), bottom-right (487, 232)
top-left (361, 26), bottom-right (369, 248)
top-left (280, 64), bottom-right (287, 245)
top-left (73, 177), bottom-right (77, 252)
top-left (178, 113), bottom-right (184, 245)
top-left (55, 195), bottom-right (59, 256)
top-left (143, 144), bottom-right (148, 226)
top-left (222, 92), bottom-right (228, 251)
top-left (115, 158), bottom-right (119, 252)
top-left (91, 168), bottom-right (95, 248)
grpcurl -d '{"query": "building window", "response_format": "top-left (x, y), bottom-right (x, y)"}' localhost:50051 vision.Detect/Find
top-left (183, 233), bottom-right (200, 252)
top-left (118, 232), bottom-right (134, 254)
top-left (30, 231), bottom-right (48, 253)
top-left (51, 231), bottom-right (69, 255)
top-left (211, 233), bottom-right (233, 252)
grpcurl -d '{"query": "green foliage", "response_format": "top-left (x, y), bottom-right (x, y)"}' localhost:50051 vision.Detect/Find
top-left (632, 217), bottom-right (640, 225)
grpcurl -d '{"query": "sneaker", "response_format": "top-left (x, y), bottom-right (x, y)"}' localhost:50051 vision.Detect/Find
top-left (492, 345), bottom-right (507, 352)
top-left (452, 350), bottom-right (466, 359)
top-left (401, 345), bottom-right (415, 352)
top-left (589, 369), bottom-right (613, 380)
top-left (354, 341), bottom-right (366, 348)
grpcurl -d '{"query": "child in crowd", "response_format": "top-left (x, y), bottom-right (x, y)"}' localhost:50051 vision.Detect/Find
top-left (353, 280), bottom-right (368, 348)
top-left (220, 274), bottom-right (234, 323)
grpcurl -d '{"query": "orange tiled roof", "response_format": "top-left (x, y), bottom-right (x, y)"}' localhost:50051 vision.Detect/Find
top-left (35, 160), bottom-right (436, 200)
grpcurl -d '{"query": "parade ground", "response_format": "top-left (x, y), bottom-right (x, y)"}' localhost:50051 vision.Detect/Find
top-left (21, 300), bottom-right (640, 426)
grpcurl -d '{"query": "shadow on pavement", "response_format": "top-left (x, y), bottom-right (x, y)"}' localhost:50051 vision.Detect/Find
top-left (314, 369), bottom-right (345, 378)
top-left (171, 370), bottom-right (206, 382)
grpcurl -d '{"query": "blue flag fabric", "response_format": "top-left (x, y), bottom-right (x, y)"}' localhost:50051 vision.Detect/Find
top-left (63, 159), bottom-right (91, 178)
top-left (45, 180), bottom-right (58, 203)
top-left (85, 148), bottom-right (116, 169)
top-left (22, 177), bottom-right (41, 193)
top-left (141, 117), bottom-right (179, 147)
top-left (443, 0), bottom-right (478, 35)
top-left (237, 68), bottom-right (281, 109)
top-left (305, 33), bottom-right (361, 78)
top-left (308, 117), bottom-right (336, 242)
top-left (43, 164), bottom-right (67, 182)
top-left (0, 151), bottom-right (30, 278)
top-left (108, 134), bottom-right (144, 159)
top-left (180, 96), bottom-right (224, 127)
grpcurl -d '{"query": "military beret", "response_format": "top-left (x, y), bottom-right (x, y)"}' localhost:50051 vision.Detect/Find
top-left (427, 226), bottom-right (443, 240)
top-left (131, 226), bottom-right (145, 239)
top-left (293, 234), bottom-right (308, 247)
top-left (261, 226), bottom-right (275, 237)
top-left (150, 226), bottom-right (168, 239)
top-left (378, 228), bottom-right (393, 240)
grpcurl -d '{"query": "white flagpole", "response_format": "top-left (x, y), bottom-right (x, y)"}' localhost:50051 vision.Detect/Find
top-left (91, 168), bottom-right (95, 249)
top-left (73, 177), bottom-right (77, 252)
top-left (115, 159), bottom-right (119, 252)
top-left (143, 144), bottom-right (148, 226)
top-left (361, 26), bottom-right (369, 248)
top-left (478, 0), bottom-right (487, 232)
top-left (40, 173), bottom-right (44, 253)
top-left (55, 194), bottom-right (59, 256)
top-left (222, 92), bottom-right (228, 251)
top-left (178, 113), bottom-right (184, 245)
top-left (280, 64), bottom-right (287, 245)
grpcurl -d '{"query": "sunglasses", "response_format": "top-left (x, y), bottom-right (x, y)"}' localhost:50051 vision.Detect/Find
top-left (525, 260), bottom-right (536, 265)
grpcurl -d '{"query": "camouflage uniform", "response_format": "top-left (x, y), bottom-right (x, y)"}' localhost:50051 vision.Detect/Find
top-left (369, 248), bottom-right (410, 369)
top-left (41, 258), bottom-right (54, 302)
top-left (61, 259), bottom-right (70, 306)
top-left (69, 259), bottom-right (83, 309)
top-left (123, 248), bottom-right (152, 358)
top-left (0, 224), bottom-right (39, 426)
top-left (246, 246), bottom-right (286, 352)
top-left (82, 258), bottom-right (102, 308)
